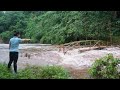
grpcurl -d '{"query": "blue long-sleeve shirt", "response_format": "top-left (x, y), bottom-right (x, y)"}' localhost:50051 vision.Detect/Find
top-left (9, 36), bottom-right (22, 52)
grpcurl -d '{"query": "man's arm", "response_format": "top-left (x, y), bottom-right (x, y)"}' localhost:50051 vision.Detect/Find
top-left (21, 39), bottom-right (31, 43)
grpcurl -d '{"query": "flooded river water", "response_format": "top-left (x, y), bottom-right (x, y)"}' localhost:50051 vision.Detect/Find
top-left (0, 44), bottom-right (120, 78)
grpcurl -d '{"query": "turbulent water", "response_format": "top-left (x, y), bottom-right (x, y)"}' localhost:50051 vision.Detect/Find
top-left (0, 44), bottom-right (120, 70)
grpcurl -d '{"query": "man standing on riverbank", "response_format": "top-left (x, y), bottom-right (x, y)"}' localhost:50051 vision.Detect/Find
top-left (8, 31), bottom-right (31, 73)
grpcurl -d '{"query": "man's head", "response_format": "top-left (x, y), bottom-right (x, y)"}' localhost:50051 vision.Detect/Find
top-left (14, 31), bottom-right (20, 37)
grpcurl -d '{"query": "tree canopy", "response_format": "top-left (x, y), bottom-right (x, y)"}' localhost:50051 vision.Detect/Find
top-left (0, 11), bottom-right (120, 44)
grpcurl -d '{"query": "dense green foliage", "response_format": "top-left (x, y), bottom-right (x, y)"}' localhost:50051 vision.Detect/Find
top-left (0, 11), bottom-right (120, 44)
top-left (0, 63), bottom-right (70, 79)
top-left (89, 54), bottom-right (120, 79)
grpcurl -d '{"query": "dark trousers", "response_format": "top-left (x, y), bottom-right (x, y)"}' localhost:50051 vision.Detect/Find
top-left (8, 52), bottom-right (18, 73)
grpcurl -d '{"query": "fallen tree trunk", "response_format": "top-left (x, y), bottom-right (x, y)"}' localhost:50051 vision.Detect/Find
top-left (79, 46), bottom-right (106, 53)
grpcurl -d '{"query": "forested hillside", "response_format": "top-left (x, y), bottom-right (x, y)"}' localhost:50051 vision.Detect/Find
top-left (0, 11), bottom-right (120, 44)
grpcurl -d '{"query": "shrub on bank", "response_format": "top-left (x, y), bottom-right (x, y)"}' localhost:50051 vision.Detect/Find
top-left (89, 54), bottom-right (120, 79)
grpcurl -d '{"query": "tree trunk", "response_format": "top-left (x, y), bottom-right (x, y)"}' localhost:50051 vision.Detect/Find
top-left (108, 20), bottom-right (112, 45)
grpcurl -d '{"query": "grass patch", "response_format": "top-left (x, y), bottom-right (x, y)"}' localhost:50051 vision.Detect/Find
top-left (0, 63), bottom-right (14, 79)
top-left (0, 63), bottom-right (71, 79)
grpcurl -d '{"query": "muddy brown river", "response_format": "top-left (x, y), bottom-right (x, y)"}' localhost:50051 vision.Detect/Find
top-left (0, 44), bottom-right (120, 78)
